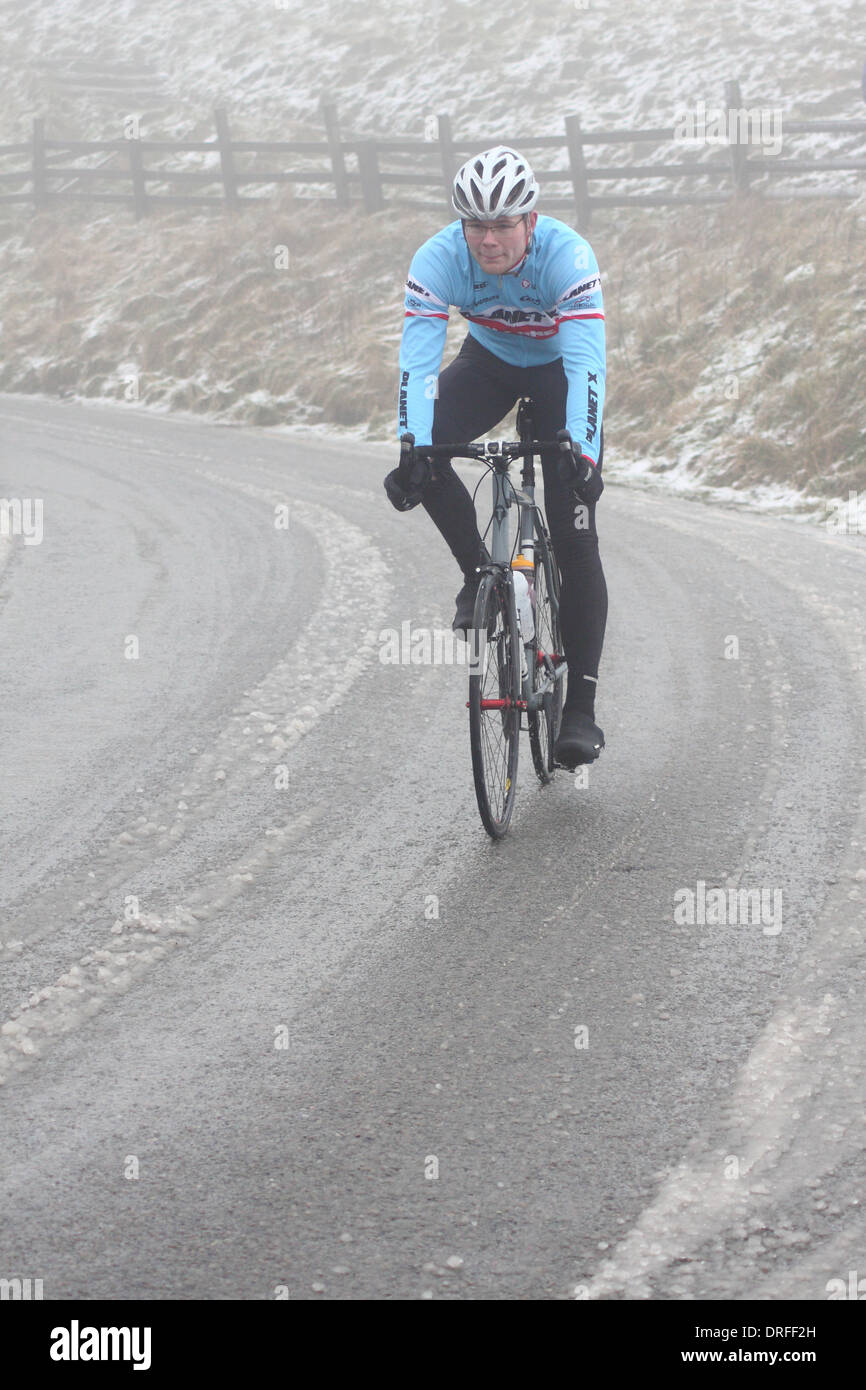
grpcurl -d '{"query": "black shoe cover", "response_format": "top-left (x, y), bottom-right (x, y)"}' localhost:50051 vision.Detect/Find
top-left (452, 579), bottom-right (480, 633)
top-left (553, 709), bottom-right (605, 767)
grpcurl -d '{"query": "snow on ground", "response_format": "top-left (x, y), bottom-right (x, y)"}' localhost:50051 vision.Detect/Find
top-left (2, 0), bottom-right (864, 168)
top-left (0, 1), bottom-right (864, 519)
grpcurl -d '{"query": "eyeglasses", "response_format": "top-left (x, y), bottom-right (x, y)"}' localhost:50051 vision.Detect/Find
top-left (462, 218), bottom-right (526, 236)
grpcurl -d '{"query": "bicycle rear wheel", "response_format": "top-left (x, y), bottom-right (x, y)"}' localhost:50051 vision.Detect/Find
top-left (528, 522), bottom-right (565, 784)
top-left (468, 572), bottom-right (520, 838)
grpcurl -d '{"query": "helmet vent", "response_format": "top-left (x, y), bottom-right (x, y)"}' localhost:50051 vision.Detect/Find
top-left (451, 145), bottom-right (539, 220)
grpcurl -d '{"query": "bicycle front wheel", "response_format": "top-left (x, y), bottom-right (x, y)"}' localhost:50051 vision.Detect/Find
top-left (468, 573), bottom-right (520, 839)
top-left (528, 523), bottom-right (565, 784)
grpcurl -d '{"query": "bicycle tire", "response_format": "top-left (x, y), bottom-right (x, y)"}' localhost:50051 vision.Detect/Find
top-left (468, 572), bottom-right (520, 838)
top-left (528, 520), bottom-right (565, 784)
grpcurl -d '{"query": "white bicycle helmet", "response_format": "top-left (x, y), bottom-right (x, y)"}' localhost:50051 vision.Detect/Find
top-left (451, 146), bottom-right (538, 219)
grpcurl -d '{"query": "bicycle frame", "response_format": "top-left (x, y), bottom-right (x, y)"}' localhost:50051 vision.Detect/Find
top-left (414, 412), bottom-right (567, 716)
top-left (413, 408), bottom-right (569, 835)
top-left (475, 444), bottom-right (566, 719)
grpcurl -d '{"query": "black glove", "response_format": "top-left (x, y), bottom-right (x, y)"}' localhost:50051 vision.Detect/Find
top-left (556, 429), bottom-right (604, 506)
top-left (384, 433), bottom-right (432, 512)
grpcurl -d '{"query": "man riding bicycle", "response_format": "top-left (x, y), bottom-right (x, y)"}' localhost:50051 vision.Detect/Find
top-left (384, 146), bottom-right (608, 769)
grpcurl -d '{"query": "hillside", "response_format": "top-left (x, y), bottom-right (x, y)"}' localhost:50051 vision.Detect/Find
top-left (2, 0), bottom-right (862, 141)
top-left (1, 0), bottom-right (865, 511)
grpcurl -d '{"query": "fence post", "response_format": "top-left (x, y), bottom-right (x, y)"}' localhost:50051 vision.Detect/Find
top-left (564, 114), bottom-right (592, 229)
top-left (724, 79), bottom-right (751, 195)
top-left (357, 139), bottom-right (384, 212)
top-left (32, 117), bottom-right (47, 210)
top-left (320, 100), bottom-right (350, 207)
top-left (127, 137), bottom-right (148, 218)
top-left (437, 113), bottom-right (457, 210)
top-left (214, 107), bottom-right (239, 208)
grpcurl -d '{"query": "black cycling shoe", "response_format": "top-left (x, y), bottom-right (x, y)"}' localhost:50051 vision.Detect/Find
top-left (452, 577), bottom-right (481, 634)
top-left (553, 709), bottom-right (605, 768)
top-left (452, 546), bottom-right (491, 635)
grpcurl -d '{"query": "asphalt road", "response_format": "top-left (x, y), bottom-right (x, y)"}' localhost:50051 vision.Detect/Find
top-left (1, 394), bottom-right (864, 1300)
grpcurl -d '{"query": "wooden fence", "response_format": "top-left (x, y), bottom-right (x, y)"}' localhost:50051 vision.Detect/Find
top-left (1, 81), bottom-right (864, 226)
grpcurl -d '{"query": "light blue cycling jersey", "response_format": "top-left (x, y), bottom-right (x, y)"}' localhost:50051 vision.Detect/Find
top-left (397, 214), bottom-right (605, 461)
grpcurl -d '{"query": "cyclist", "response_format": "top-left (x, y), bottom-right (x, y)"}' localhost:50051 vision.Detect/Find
top-left (384, 146), bottom-right (607, 768)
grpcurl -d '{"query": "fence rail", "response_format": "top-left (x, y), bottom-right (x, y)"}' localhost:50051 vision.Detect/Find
top-left (1, 82), bottom-right (864, 225)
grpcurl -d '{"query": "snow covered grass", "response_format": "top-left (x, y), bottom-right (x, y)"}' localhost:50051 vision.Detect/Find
top-left (0, 192), bottom-right (415, 428)
top-left (604, 196), bottom-right (866, 496)
top-left (1, 188), bottom-right (863, 503)
top-left (2, 0), bottom-right (862, 144)
top-left (1, 0), bottom-right (865, 504)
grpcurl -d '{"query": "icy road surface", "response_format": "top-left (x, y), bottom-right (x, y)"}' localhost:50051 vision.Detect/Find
top-left (0, 394), bottom-right (864, 1300)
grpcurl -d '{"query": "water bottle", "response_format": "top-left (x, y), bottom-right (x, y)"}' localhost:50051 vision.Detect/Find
top-left (512, 568), bottom-right (535, 642)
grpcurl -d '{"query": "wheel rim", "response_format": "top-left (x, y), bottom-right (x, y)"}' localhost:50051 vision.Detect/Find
top-left (529, 542), bottom-right (564, 779)
top-left (470, 580), bottom-right (518, 832)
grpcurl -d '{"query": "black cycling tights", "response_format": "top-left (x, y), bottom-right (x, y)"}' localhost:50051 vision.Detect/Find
top-left (421, 332), bottom-right (607, 718)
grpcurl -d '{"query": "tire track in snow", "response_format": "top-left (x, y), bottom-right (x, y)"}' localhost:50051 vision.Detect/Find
top-left (575, 516), bottom-right (866, 1300)
top-left (0, 477), bottom-right (391, 1083)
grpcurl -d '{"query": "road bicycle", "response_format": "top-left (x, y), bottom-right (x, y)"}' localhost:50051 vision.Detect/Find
top-left (417, 398), bottom-right (566, 838)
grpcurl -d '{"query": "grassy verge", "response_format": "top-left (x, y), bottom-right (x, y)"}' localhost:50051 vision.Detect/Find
top-left (0, 190), bottom-right (863, 497)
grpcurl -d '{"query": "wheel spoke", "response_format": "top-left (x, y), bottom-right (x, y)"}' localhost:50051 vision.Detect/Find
top-left (528, 527), bottom-right (564, 784)
top-left (469, 577), bottom-right (518, 834)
